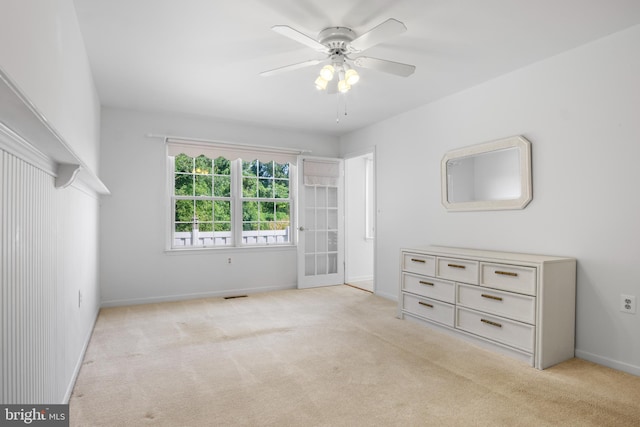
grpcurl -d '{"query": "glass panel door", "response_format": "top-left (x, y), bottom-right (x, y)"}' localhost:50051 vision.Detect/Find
top-left (297, 157), bottom-right (344, 288)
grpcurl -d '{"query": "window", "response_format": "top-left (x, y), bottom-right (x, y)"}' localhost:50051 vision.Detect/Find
top-left (168, 140), bottom-right (297, 249)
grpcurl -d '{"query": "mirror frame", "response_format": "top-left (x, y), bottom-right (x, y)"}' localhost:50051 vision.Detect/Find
top-left (441, 135), bottom-right (532, 212)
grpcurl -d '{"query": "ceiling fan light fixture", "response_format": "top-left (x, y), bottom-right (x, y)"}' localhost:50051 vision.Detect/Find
top-left (345, 68), bottom-right (360, 85)
top-left (338, 79), bottom-right (351, 93)
top-left (315, 76), bottom-right (328, 90)
top-left (320, 65), bottom-right (335, 81)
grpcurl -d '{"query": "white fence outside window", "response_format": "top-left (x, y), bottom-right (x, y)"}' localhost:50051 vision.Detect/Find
top-left (174, 228), bottom-right (290, 247)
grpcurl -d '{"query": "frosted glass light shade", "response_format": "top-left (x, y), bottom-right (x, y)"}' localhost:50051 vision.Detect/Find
top-left (320, 65), bottom-right (335, 81)
top-left (315, 76), bottom-right (328, 90)
top-left (345, 69), bottom-right (359, 85)
top-left (338, 79), bottom-right (351, 93)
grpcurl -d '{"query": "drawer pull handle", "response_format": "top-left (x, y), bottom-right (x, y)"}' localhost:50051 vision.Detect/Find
top-left (481, 318), bottom-right (502, 328)
top-left (411, 258), bottom-right (426, 263)
top-left (418, 301), bottom-right (434, 308)
top-left (481, 294), bottom-right (503, 301)
top-left (495, 270), bottom-right (518, 277)
top-left (448, 263), bottom-right (466, 269)
top-left (419, 281), bottom-right (434, 286)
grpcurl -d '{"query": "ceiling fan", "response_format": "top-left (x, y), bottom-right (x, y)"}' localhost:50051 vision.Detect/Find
top-left (260, 18), bottom-right (416, 94)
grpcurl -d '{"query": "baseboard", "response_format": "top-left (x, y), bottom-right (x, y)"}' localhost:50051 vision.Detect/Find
top-left (345, 275), bottom-right (373, 283)
top-left (63, 305), bottom-right (100, 403)
top-left (575, 349), bottom-right (640, 377)
top-left (375, 289), bottom-right (398, 302)
top-left (101, 283), bottom-right (297, 308)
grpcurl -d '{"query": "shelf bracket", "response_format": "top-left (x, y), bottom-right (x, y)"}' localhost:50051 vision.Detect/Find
top-left (55, 163), bottom-right (82, 189)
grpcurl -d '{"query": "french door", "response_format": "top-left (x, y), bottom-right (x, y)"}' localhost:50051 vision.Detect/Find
top-left (297, 156), bottom-right (344, 288)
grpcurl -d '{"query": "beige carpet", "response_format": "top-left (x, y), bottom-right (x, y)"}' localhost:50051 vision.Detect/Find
top-left (70, 285), bottom-right (640, 426)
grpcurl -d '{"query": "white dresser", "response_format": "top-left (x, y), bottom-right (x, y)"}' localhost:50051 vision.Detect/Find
top-left (398, 246), bottom-right (576, 369)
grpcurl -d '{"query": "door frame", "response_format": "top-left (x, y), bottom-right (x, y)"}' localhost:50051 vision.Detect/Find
top-left (343, 147), bottom-right (376, 293)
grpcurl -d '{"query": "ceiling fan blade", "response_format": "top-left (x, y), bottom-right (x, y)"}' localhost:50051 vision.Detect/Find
top-left (349, 18), bottom-right (407, 53)
top-left (260, 59), bottom-right (322, 77)
top-left (272, 25), bottom-right (328, 53)
top-left (353, 57), bottom-right (416, 77)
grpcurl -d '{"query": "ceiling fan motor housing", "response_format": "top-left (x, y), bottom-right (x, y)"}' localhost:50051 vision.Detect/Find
top-left (318, 27), bottom-right (356, 54)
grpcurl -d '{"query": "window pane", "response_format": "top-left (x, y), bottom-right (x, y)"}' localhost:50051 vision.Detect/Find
top-left (258, 179), bottom-right (273, 198)
top-left (327, 209), bottom-right (337, 230)
top-left (175, 174), bottom-right (193, 196)
top-left (327, 187), bottom-right (338, 208)
top-left (243, 201), bottom-right (258, 222)
top-left (194, 155), bottom-right (212, 174)
top-left (214, 201), bottom-right (231, 222)
top-left (305, 186), bottom-right (315, 207)
top-left (317, 209), bottom-right (327, 230)
top-left (194, 175), bottom-right (212, 196)
top-left (317, 187), bottom-right (327, 208)
top-left (214, 222), bottom-right (231, 232)
top-left (175, 222), bottom-right (191, 232)
top-left (305, 254), bottom-right (315, 276)
top-left (328, 231), bottom-right (338, 252)
top-left (199, 222), bottom-right (213, 232)
top-left (243, 177), bottom-right (257, 197)
top-left (258, 161), bottom-right (274, 178)
top-left (275, 202), bottom-right (289, 222)
top-left (260, 201), bottom-right (275, 221)
top-left (214, 176), bottom-right (231, 197)
top-left (327, 253), bottom-right (338, 274)
top-left (243, 222), bottom-right (259, 231)
top-left (175, 154), bottom-right (193, 173)
top-left (274, 179), bottom-right (289, 198)
top-left (274, 162), bottom-right (289, 179)
top-left (214, 157), bottom-right (231, 175)
top-left (305, 208), bottom-right (316, 231)
top-left (305, 232), bottom-right (315, 253)
top-left (175, 200), bottom-right (194, 222)
top-left (318, 231), bottom-right (328, 252)
top-left (242, 160), bottom-right (256, 177)
top-left (317, 254), bottom-right (327, 275)
top-left (195, 200), bottom-right (213, 222)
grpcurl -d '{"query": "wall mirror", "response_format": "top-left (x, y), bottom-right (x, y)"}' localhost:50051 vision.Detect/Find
top-left (441, 136), bottom-right (532, 211)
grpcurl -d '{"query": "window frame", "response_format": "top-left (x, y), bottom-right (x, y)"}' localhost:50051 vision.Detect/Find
top-left (166, 145), bottom-right (297, 251)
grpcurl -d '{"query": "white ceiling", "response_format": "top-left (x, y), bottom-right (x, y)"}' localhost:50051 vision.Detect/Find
top-left (73, 0), bottom-right (640, 137)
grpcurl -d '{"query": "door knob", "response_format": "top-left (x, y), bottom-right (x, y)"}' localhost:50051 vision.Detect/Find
top-left (298, 226), bottom-right (305, 231)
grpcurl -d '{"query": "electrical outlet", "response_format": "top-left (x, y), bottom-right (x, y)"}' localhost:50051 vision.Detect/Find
top-left (620, 294), bottom-right (636, 314)
top-left (227, 257), bottom-right (232, 264)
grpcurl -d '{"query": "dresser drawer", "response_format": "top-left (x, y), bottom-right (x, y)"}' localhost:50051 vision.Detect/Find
top-left (481, 263), bottom-right (537, 296)
top-left (402, 253), bottom-right (436, 276)
top-left (456, 307), bottom-right (535, 353)
top-left (402, 273), bottom-right (455, 303)
top-left (457, 284), bottom-right (536, 324)
top-left (403, 294), bottom-right (454, 327)
top-left (436, 257), bottom-right (479, 284)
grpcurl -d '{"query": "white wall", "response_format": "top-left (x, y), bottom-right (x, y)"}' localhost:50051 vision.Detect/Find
top-left (0, 0), bottom-right (101, 172)
top-left (340, 25), bottom-right (640, 375)
top-left (99, 107), bottom-right (340, 306)
top-left (0, 0), bottom-right (102, 403)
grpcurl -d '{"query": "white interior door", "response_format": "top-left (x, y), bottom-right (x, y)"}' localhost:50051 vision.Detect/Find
top-left (297, 156), bottom-right (344, 288)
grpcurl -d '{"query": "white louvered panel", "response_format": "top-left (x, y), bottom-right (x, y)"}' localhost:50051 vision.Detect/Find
top-left (1, 150), bottom-right (59, 403)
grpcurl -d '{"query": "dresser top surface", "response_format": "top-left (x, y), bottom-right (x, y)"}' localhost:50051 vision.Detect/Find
top-left (401, 246), bottom-right (575, 264)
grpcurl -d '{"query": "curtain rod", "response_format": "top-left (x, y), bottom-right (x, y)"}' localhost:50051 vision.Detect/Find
top-left (145, 133), bottom-right (311, 155)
